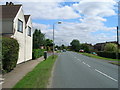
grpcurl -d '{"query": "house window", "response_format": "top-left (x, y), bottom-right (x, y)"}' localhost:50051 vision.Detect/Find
top-left (28, 26), bottom-right (31, 36)
top-left (18, 19), bottom-right (23, 32)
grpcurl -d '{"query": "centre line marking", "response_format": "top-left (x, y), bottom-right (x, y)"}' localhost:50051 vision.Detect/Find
top-left (95, 69), bottom-right (118, 82)
top-left (86, 64), bottom-right (91, 67)
top-left (83, 62), bottom-right (85, 64)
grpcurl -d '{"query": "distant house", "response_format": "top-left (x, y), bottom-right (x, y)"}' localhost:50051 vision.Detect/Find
top-left (94, 43), bottom-right (105, 51)
top-left (94, 41), bottom-right (117, 51)
top-left (0, 2), bottom-right (33, 64)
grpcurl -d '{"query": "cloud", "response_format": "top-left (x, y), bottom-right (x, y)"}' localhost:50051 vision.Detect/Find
top-left (0, 0), bottom-right (117, 45)
top-left (1, 0), bottom-right (80, 19)
top-left (32, 23), bottom-right (50, 30)
top-left (72, 0), bottom-right (116, 17)
top-left (33, 21), bottom-right (116, 45)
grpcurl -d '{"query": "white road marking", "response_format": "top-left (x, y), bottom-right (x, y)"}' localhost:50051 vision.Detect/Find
top-left (86, 64), bottom-right (91, 67)
top-left (83, 62), bottom-right (85, 64)
top-left (77, 59), bottom-right (81, 61)
top-left (95, 69), bottom-right (118, 82)
top-left (82, 62), bottom-right (91, 67)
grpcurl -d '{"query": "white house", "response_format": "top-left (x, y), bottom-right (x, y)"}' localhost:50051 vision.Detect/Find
top-left (0, 2), bottom-right (33, 64)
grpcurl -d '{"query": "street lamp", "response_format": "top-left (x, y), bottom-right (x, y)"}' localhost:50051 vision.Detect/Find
top-left (116, 26), bottom-right (119, 60)
top-left (53, 21), bottom-right (62, 58)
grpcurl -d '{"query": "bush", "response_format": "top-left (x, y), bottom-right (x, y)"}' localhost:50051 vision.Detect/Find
top-left (96, 51), bottom-right (120, 59)
top-left (32, 49), bottom-right (45, 59)
top-left (104, 43), bottom-right (117, 52)
top-left (2, 37), bottom-right (19, 72)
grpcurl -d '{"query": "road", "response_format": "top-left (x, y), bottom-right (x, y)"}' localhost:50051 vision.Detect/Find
top-left (50, 51), bottom-right (118, 88)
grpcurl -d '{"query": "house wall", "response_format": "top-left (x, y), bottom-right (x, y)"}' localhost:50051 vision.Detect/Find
top-left (2, 5), bottom-right (33, 64)
top-left (25, 17), bottom-right (33, 61)
top-left (1, 19), bottom-right (13, 34)
top-left (12, 6), bottom-right (26, 64)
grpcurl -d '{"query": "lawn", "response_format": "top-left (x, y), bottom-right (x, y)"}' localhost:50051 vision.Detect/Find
top-left (79, 52), bottom-right (120, 61)
top-left (13, 55), bottom-right (57, 88)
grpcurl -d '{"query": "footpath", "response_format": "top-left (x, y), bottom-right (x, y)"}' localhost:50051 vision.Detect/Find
top-left (2, 56), bottom-right (44, 88)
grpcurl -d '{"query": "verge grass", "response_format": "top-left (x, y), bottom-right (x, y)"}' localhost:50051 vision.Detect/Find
top-left (13, 55), bottom-right (57, 88)
top-left (79, 52), bottom-right (120, 61)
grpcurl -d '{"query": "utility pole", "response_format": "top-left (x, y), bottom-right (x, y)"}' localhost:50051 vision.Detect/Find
top-left (53, 24), bottom-right (55, 58)
top-left (116, 26), bottom-right (119, 60)
top-left (52, 21), bottom-right (62, 58)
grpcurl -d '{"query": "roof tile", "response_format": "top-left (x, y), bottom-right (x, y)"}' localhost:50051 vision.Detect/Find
top-left (0, 5), bottom-right (21, 19)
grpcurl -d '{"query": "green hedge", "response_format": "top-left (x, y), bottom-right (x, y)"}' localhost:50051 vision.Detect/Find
top-left (96, 51), bottom-right (120, 59)
top-left (2, 37), bottom-right (19, 72)
top-left (32, 49), bottom-right (45, 59)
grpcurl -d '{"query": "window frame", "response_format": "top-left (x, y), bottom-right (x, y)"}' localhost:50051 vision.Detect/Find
top-left (17, 19), bottom-right (23, 33)
top-left (28, 26), bottom-right (31, 37)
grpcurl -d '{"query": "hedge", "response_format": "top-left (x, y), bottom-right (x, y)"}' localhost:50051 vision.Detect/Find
top-left (32, 49), bottom-right (45, 59)
top-left (96, 51), bottom-right (120, 59)
top-left (2, 37), bottom-right (19, 73)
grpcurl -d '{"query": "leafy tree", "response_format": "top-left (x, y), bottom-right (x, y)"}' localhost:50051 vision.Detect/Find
top-left (45, 39), bottom-right (53, 47)
top-left (80, 43), bottom-right (90, 53)
top-left (33, 29), bottom-right (45, 49)
top-left (104, 43), bottom-right (117, 52)
top-left (60, 44), bottom-right (65, 50)
top-left (55, 45), bottom-right (59, 49)
top-left (45, 39), bottom-right (53, 51)
top-left (70, 39), bottom-right (80, 52)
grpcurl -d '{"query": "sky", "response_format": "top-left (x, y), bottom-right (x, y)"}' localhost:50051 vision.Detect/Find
top-left (0, 0), bottom-right (119, 45)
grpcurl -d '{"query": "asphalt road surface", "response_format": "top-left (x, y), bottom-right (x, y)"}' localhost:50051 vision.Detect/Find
top-left (51, 51), bottom-right (119, 88)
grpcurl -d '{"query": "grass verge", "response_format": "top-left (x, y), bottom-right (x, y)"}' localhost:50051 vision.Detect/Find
top-left (110, 62), bottom-right (120, 66)
top-left (13, 55), bottom-right (57, 88)
top-left (79, 52), bottom-right (120, 61)
top-left (56, 50), bottom-right (61, 53)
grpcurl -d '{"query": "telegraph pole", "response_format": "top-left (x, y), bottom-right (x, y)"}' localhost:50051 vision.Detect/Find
top-left (116, 26), bottom-right (119, 60)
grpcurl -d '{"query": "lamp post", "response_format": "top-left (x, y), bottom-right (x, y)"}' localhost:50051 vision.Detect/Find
top-left (53, 21), bottom-right (62, 58)
top-left (116, 26), bottom-right (119, 60)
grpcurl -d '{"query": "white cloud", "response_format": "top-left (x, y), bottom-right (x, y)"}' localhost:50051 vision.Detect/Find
top-left (1, 0), bottom-right (80, 19)
top-left (32, 23), bottom-right (50, 30)
top-left (33, 21), bottom-right (116, 45)
top-left (72, 0), bottom-right (116, 17)
top-left (0, 0), bottom-right (118, 45)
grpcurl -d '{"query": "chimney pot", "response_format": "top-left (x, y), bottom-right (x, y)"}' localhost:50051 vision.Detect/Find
top-left (10, 2), bottom-right (12, 5)
top-left (6, 2), bottom-right (8, 5)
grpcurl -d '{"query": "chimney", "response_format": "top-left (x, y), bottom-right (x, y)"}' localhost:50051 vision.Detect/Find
top-left (6, 2), bottom-right (9, 5)
top-left (6, 2), bottom-right (14, 5)
top-left (9, 2), bottom-right (14, 5)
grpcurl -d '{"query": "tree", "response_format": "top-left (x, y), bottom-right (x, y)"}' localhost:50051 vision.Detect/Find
top-left (70, 39), bottom-right (80, 52)
top-left (80, 43), bottom-right (90, 53)
top-left (104, 43), bottom-right (117, 52)
top-left (33, 29), bottom-right (45, 49)
top-left (60, 44), bottom-right (65, 50)
top-left (45, 39), bottom-right (53, 47)
top-left (45, 39), bottom-right (53, 51)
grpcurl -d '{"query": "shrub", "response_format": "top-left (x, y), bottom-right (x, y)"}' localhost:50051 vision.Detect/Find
top-left (104, 43), bottom-right (117, 52)
top-left (96, 51), bottom-right (120, 59)
top-left (2, 37), bottom-right (19, 72)
top-left (32, 49), bottom-right (45, 59)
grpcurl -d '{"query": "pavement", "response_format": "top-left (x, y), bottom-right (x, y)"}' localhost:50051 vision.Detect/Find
top-left (0, 75), bottom-right (3, 90)
top-left (50, 51), bottom-right (119, 88)
top-left (2, 56), bottom-right (45, 88)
